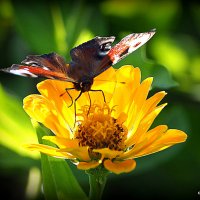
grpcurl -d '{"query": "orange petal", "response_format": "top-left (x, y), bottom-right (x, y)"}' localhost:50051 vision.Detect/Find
top-left (93, 148), bottom-right (123, 159)
top-left (117, 112), bottom-right (127, 124)
top-left (104, 159), bottom-right (136, 174)
top-left (77, 161), bottom-right (101, 170)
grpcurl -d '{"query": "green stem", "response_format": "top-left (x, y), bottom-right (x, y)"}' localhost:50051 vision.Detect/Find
top-left (87, 167), bottom-right (109, 200)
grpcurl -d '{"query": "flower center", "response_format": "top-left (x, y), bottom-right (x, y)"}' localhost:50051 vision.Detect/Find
top-left (74, 104), bottom-right (128, 154)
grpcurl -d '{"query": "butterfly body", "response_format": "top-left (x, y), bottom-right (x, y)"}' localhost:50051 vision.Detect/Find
top-left (1, 30), bottom-right (156, 95)
top-left (73, 77), bottom-right (94, 92)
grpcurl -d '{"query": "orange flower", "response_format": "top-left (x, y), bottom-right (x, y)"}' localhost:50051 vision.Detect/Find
top-left (23, 65), bottom-right (187, 174)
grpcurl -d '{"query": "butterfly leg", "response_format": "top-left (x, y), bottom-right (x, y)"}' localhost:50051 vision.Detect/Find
top-left (73, 91), bottom-right (83, 128)
top-left (60, 88), bottom-right (75, 107)
top-left (87, 92), bottom-right (92, 116)
top-left (90, 89), bottom-right (106, 103)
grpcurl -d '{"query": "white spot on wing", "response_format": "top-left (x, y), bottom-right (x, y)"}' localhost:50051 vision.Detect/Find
top-left (112, 55), bottom-right (120, 65)
top-left (10, 69), bottom-right (38, 77)
top-left (128, 32), bottom-right (154, 53)
top-left (42, 66), bottom-right (49, 70)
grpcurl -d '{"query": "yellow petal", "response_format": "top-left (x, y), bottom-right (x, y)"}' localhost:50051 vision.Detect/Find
top-left (42, 136), bottom-right (79, 148)
top-left (37, 79), bottom-right (73, 99)
top-left (109, 66), bottom-right (141, 117)
top-left (58, 146), bottom-right (91, 161)
top-left (115, 65), bottom-right (141, 89)
top-left (93, 67), bottom-right (117, 104)
top-left (128, 91), bottom-right (167, 131)
top-left (93, 66), bottom-right (116, 86)
top-left (121, 127), bottom-right (187, 159)
top-left (77, 161), bottom-right (101, 170)
top-left (24, 144), bottom-right (74, 159)
top-left (135, 129), bottom-right (187, 158)
top-left (23, 95), bottom-right (72, 138)
top-left (144, 91), bottom-right (167, 113)
top-left (104, 159), bottom-right (136, 174)
top-left (125, 103), bottom-right (167, 147)
top-left (125, 77), bottom-right (153, 128)
top-left (37, 80), bottom-right (77, 128)
top-left (156, 129), bottom-right (187, 144)
top-left (38, 79), bottom-right (92, 127)
top-left (121, 125), bottom-right (167, 159)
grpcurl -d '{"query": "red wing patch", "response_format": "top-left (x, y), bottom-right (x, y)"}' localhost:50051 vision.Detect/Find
top-left (3, 64), bottom-right (72, 81)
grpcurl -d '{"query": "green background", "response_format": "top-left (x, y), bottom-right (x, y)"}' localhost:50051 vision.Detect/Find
top-left (0, 0), bottom-right (199, 199)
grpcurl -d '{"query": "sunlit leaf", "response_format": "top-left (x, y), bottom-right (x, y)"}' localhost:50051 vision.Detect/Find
top-left (0, 85), bottom-right (39, 159)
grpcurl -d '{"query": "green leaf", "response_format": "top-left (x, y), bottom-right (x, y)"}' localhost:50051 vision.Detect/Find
top-left (33, 121), bottom-right (88, 200)
top-left (12, 1), bottom-right (107, 57)
top-left (13, 1), bottom-right (57, 53)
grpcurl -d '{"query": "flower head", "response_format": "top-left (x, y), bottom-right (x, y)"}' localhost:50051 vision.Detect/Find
top-left (24, 65), bottom-right (187, 174)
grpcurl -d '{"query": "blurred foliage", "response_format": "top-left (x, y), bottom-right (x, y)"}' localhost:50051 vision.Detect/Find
top-left (0, 0), bottom-right (199, 199)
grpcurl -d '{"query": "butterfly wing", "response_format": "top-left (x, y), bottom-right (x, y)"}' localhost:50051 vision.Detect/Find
top-left (92, 29), bottom-right (156, 77)
top-left (1, 30), bottom-right (156, 83)
top-left (1, 52), bottom-right (74, 82)
top-left (68, 36), bottom-right (115, 82)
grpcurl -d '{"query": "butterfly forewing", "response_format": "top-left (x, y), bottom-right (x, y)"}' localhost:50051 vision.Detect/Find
top-left (94, 29), bottom-right (156, 76)
top-left (1, 52), bottom-right (74, 82)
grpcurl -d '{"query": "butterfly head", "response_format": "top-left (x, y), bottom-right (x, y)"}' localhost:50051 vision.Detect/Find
top-left (73, 77), bottom-right (94, 92)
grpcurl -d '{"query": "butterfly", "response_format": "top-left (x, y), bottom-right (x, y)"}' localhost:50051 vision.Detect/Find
top-left (1, 29), bottom-right (156, 111)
